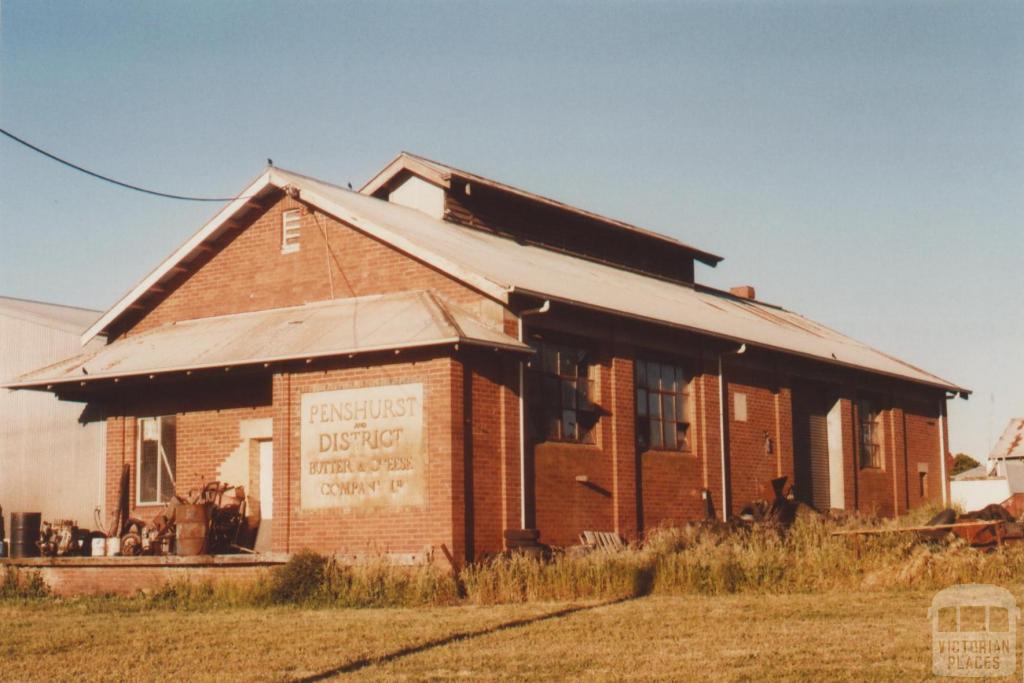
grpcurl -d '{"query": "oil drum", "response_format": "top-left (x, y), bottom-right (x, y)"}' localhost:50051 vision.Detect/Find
top-left (10, 512), bottom-right (42, 558)
top-left (175, 504), bottom-right (209, 556)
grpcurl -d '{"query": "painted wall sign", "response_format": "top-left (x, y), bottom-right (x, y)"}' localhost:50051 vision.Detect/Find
top-left (300, 383), bottom-right (425, 511)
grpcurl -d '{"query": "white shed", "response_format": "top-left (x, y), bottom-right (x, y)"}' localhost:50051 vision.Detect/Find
top-left (0, 296), bottom-right (106, 526)
top-left (950, 419), bottom-right (1024, 513)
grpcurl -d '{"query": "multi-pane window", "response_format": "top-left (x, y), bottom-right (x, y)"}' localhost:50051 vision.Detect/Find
top-left (138, 416), bottom-right (177, 504)
top-left (857, 400), bottom-right (883, 469)
top-left (636, 360), bottom-right (692, 451)
top-left (281, 209), bottom-right (301, 253)
top-left (526, 342), bottom-right (596, 443)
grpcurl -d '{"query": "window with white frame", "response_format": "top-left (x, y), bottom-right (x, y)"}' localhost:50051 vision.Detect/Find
top-left (138, 416), bottom-right (177, 504)
top-left (636, 359), bottom-right (693, 451)
top-left (281, 209), bottom-right (301, 253)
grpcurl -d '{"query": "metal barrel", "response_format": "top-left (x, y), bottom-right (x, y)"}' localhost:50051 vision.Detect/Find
top-left (10, 512), bottom-right (42, 558)
top-left (175, 504), bottom-right (209, 556)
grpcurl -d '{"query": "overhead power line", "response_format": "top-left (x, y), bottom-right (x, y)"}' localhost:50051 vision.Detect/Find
top-left (0, 127), bottom-right (250, 202)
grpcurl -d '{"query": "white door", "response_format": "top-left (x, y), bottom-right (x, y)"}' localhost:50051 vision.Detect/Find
top-left (259, 440), bottom-right (273, 520)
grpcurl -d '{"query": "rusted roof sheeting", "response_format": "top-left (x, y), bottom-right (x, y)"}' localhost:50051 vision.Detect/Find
top-left (5, 291), bottom-right (528, 389)
top-left (990, 419), bottom-right (1024, 461)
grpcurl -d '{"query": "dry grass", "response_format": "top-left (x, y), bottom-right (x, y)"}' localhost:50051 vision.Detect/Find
top-left (5, 507), bottom-right (1024, 680)
top-left (3, 589), bottom-right (1022, 681)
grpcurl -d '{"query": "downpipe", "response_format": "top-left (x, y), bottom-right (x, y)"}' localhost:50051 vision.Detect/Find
top-left (518, 300), bottom-right (550, 528)
top-left (718, 343), bottom-right (747, 521)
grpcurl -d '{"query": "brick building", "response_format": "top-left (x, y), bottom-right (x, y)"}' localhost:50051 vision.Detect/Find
top-left (6, 153), bottom-right (969, 564)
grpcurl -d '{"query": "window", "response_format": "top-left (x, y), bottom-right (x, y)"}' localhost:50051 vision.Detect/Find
top-left (281, 209), bottom-right (301, 253)
top-left (138, 416), bottom-right (177, 504)
top-left (636, 360), bottom-right (692, 451)
top-left (526, 342), bottom-right (596, 443)
top-left (857, 399), bottom-right (883, 469)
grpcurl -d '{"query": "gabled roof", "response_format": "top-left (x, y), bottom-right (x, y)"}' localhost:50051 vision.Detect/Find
top-left (82, 164), bottom-right (969, 394)
top-left (8, 291), bottom-right (528, 389)
top-left (990, 418), bottom-right (1024, 461)
top-left (81, 166), bottom-right (510, 344)
top-left (360, 152), bottom-right (724, 267)
top-left (0, 295), bottom-right (99, 335)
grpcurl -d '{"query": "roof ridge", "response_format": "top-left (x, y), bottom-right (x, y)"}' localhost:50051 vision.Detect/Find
top-left (0, 294), bottom-right (100, 313)
top-left (391, 151), bottom-right (723, 265)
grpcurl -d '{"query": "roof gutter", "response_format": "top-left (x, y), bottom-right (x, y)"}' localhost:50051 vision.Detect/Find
top-left (508, 287), bottom-right (969, 396)
top-left (3, 336), bottom-right (533, 392)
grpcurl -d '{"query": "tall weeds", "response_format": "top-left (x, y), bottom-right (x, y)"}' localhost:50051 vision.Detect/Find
top-left (148, 549), bottom-right (459, 609)
top-left (0, 565), bottom-right (49, 600)
top-left (461, 551), bottom-right (653, 604)
top-left (7, 505), bottom-right (1023, 608)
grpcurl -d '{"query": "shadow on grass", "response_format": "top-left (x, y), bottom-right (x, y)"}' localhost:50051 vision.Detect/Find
top-left (293, 597), bottom-right (632, 681)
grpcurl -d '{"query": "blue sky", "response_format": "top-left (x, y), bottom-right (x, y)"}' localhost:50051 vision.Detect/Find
top-left (1, 1), bottom-right (1021, 459)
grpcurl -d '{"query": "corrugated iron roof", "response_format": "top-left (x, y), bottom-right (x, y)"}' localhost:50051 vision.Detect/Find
top-left (990, 418), bottom-right (1024, 461)
top-left (287, 169), bottom-right (968, 393)
top-left (5, 291), bottom-right (528, 389)
top-left (77, 165), bottom-right (968, 394)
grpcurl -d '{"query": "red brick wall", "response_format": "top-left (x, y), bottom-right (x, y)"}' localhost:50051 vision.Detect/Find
top-left (115, 193), bottom-right (491, 339)
top-left (104, 377), bottom-right (273, 526)
top-left (839, 383), bottom-right (947, 517)
top-left (903, 400), bottom-right (943, 510)
top-left (463, 351), bottom-right (522, 559)
top-left (5, 560), bottom-right (275, 597)
top-left (640, 360), bottom-right (709, 531)
top-left (725, 363), bottom-right (786, 516)
top-left (100, 331), bottom-right (952, 560)
top-left (272, 354), bottom-right (460, 561)
top-left (531, 346), bottom-right (620, 548)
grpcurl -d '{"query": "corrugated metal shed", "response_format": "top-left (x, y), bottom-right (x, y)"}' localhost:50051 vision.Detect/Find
top-left (0, 296), bottom-right (99, 334)
top-left (990, 418), bottom-right (1024, 461)
top-left (6, 291), bottom-right (528, 388)
top-left (0, 296), bottom-right (106, 523)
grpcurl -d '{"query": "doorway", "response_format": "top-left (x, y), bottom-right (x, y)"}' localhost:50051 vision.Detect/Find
top-left (255, 439), bottom-right (273, 551)
top-left (792, 382), bottom-right (842, 511)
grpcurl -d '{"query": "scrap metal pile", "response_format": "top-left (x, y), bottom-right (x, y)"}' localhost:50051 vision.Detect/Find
top-left (919, 504), bottom-right (1024, 547)
top-left (26, 465), bottom-right (259, 558)
top-left (734, 475), bottom-right (1024, 549)
top-left (827, 500), bottom-right (1024, 550)
top-left (736, 476), bottom-right (802, 529)
top-left (107, 466), bottom-right (257, 557)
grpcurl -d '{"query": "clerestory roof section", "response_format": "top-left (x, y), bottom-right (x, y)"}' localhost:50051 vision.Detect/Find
top-left (78, 165), bottom-right (968, 395)
top-left (360, 151), bottom-right (724, 267)
top-left (6, 291), bottom-right (529, 389)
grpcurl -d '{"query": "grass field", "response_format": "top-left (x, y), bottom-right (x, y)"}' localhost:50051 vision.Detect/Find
top-left (4, 587), bottom-right (1021, 681)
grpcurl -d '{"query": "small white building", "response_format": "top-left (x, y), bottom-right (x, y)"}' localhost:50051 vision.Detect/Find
top-left (951, 418), bottom-right (1024, 512)
top-left (0, 296), bottom-right (106, 525)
